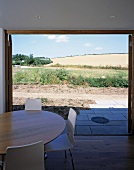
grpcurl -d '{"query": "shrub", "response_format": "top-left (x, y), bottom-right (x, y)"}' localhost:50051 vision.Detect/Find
top-left (40, 70), bottom-right (60, 84)
top-left (86, 76), bottom-right (128, 88)
top-left (13, 72), bottom-right (29, 84)
top-left (68, 75), bottom-right (86, 86)
top-left (55, 69), bottom-right (69, 81)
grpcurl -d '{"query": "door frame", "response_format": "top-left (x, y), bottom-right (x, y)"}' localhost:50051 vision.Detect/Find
top-left (5, 30), bottom-right (134, 134)
top-left (5, 33), bottom-right (12, 112)
top-left (128, 35), bottom-right (132, 133)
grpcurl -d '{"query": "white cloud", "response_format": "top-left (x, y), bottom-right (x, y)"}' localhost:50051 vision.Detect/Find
top-left (95, 47), bottom-right (103, 50)
top-left (48, 35), bottom-right (57, 40)
top-left (83, 43), bottom-right (94, 47)
top-left (43, 35), bottom-right (69, 42)
top-left (55, 35), bottom-right (69, 42)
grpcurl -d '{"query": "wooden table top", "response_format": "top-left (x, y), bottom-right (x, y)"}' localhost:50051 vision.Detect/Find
top-left (0, 110), bottom-right (66, 154)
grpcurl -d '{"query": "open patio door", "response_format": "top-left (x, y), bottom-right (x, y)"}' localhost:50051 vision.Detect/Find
top-left (5, 34), bottom-right (12, 112)
top-left (131, 34), bottom-right (134, 134)
top-left (128, 35), bottom-right (132, 133)
top-left (128, 34), bottom-right (134, 133)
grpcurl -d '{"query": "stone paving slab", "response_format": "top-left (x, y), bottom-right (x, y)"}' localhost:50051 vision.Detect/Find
top-left (76, 126), bottom-right (92, 135)
top-left (114, 104), bottom-right (127, 108)
top-left (75, 99), bottom-right (129, 135)
top-left (80, 109), bottom-right (94, 114)
top-left (76, 120), bottom-right (104, 126)
top-left (77, 115), bottom-right (89, 121)
top-left (93, 110), bottom-right (113, 114)
top-left (89, 104), bottom-right (114, 108)
top-left (102, 114), bottom-right (127, 121)
top-left (90, 125), bottom-right (128, 135)
top-left (110, 110), bottom-right (128, 114)
top-left (95, 100), bottom-right (118, 105)
top-left (114, 100), bottom-right (128, 106)
top-left (103, 120), bottom-right (125, 126)
top-left (122, 120), bottom-right (128, 126)
top-left (109, 107), bottom-right (128, 111)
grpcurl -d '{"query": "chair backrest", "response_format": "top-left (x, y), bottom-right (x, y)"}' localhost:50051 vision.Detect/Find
top-left (4, 141), bottom-right (45, 170)
top-left (67, 108), bottom-right (77, 145)
top-left (25, 98), bottom-right (42, 111)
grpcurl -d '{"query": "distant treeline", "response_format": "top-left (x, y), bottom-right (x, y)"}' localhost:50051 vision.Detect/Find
top-left (54, 53), bottom-right (128, 58)
top-left (12, 54), bottom-right (53, 66)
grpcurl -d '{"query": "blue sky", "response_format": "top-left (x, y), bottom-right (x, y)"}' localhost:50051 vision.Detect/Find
top-left (12, 34), bottom-right (128, 58)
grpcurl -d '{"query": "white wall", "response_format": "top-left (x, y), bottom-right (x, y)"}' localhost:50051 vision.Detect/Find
top-left (0, 28), bottom-right (5, 114)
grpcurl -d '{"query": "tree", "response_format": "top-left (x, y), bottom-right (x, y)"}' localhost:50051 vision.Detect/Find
top-left (12, 54), bottom-right (29, 61)
top-left (12, 54), bottom-right (53, 66)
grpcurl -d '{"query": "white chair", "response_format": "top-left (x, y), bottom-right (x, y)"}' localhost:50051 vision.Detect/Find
top-left (44, 108), bottom-right (77, 170)
top-left (62, 108), bottom-right (77, 134)
top-left (25, 98), bottom-right (42, 111)
top-left (4, 141), bottom-right (45, 170)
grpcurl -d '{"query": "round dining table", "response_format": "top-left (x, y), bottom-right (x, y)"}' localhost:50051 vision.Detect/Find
top-left (0, 110), bottom-right (66, 154)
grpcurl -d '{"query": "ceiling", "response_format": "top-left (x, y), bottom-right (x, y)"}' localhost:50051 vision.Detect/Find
top-left (0, 0), bottom-right (134, 30)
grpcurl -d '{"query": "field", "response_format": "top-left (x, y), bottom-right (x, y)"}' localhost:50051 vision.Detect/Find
top-left (13, 54), bottom-right (128, 117)
top-left (48, 54), bottom-right (128, 67)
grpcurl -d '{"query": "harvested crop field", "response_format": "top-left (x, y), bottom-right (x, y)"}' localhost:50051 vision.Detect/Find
top-left (48, 54), bottom-right (128, 67)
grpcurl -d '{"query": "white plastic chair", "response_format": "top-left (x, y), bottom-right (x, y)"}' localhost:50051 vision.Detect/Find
top-left (4, 141), bottom-right (45, 170)
top-left (62, 108), bottom-right (77, 135)
top-left (44, 108), bottom-right (77, 170)
top-left (25, 98), bottom-right (42, 111)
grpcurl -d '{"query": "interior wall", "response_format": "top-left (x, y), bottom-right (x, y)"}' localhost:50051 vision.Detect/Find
top-left (0, 28), bottom-right (5, 114)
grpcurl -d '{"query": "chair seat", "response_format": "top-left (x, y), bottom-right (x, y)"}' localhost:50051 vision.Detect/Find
top-left (44, 134), bottom-right (73, 152)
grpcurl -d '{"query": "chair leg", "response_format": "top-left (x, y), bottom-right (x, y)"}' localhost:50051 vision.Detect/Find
top-left (0, 154), bottom-right (5, 170)
top-left (69, 149), bottom-right (75, 170)
top-left (64, 150), bottom-right (67, 159)
top-left (0, 165), bottom-right (3, 170)
top-left (0, 161), bottom-right (3, 170)
top-left (44, 152), bottom-right (47, 159)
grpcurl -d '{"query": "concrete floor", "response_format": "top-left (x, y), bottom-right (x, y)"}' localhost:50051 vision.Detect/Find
top-left (75, 100), bottom-right (128, 135)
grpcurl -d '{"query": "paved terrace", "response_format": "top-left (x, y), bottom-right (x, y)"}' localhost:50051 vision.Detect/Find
top-left (75, 100), bottom-right (128, 135)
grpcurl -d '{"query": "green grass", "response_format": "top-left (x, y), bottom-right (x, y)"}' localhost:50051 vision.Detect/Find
top-left (67, 69), bottom-right (128, 78)
top-left (13, 67), bottom-right (128, 78)
top-left (12, 67), bottom-right (128, 87)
